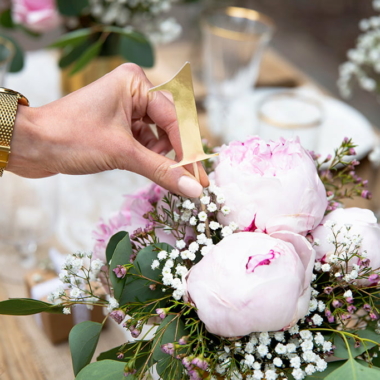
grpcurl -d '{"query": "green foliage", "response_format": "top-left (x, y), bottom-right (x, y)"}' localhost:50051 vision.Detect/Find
top-left (0, 33), bottom-right (24, 72)
top-left (119, 243), bottom-right (172, 305)
top-left (0, 9), bottom-right (14, 28)
top-left (324, 358), bottom-right (380, 379)
top-left (106, 231), bottom-right (129, 265)
top-left (109, 233), bottom-right (133, 301)
top-left (69, 321), bottom-right (103, 376)
top-left (49, 29), bottom-right (93, 49)
top-left (57, 0), bottom-right (89, 16)
top-left (333, 329), bottom-right (380, 360)
top-left (152, 315), bottom-right (186, 380)
top-left (75, 360), bottom-right (127, 380)
top-left (97, 341), bottom-right (153, 373)
top-left (69, 40), bottom-right (103, 75)
top-left (0, 298), bottom-right (63, 315)
top-left (118, 32), bottom-right (154, 68)
top-left (59, 40), bottom-right (93, 69)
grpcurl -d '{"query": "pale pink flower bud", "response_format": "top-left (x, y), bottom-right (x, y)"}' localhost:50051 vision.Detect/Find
top-left (213, 137), bottom-right (327, 235)
top-left (186, 231), bottom-right (315, 336)
top-left (161, 343), bottom-right (175, 356)
top-left (332, 300), bottom-right (343, 308)
top-left (156, 308), bottom-right (168, 319)
top-left (12, 0), bottom-right (62, 33)
top-left (363, 304), bottom-right (372, 311)
top-left (311, 208), bottom-right (380, 286)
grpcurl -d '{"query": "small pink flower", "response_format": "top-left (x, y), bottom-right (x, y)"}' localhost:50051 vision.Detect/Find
top-left (113, 265), bottom-right (127, 279)
top-left (156, 308), bottom-right (167, 319)
top-left (363, 304), bottom-right (372, 311)
top-left (109, 310), bottom-right (126, 324)
top-left (332, 300), bottom-right (343, 309)
top-left (161, 343), bottom-right (175, 356)
top-left (347, 305), bottom-right (357, 314)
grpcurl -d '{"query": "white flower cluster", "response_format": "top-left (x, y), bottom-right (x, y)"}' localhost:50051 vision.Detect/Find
top-left (306, 287), bottom-right (326, 327)
top-left (315, 222), bottom-right (364, 284)
top-left (338, 1), bottom-right (380, 97)
top-left (48, 252), bottom-right (107, 312)
top-left (214, 328), bottom-right (331, 380)
top-left (151, 182), bottom-right (238, 301)
top-left (88, 0), bottom-right (181, 44)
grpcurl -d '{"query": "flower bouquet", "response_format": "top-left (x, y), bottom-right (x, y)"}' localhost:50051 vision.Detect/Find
top-left (1, 136), bottom-right (380, 380)
top-left (0, 0), bottom-right (184, 74)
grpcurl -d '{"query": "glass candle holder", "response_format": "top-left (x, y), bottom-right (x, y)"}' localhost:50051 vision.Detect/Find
top-left (257, 92), bottom-right (324, 151)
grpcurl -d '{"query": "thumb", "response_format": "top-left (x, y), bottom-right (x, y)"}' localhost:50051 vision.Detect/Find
top-left (124, 144), bottom-right (205, 198)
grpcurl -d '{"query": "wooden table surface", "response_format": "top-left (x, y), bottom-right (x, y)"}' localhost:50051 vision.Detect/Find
top-left (0, 42), bottom-right (377, 380)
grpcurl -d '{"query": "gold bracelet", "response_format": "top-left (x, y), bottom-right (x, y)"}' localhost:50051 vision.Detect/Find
top-left (0, 88), bottom-right (29, 176)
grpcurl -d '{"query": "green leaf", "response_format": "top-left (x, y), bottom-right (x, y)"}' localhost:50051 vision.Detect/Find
top-left (97, 341), bottom-right (153, 372)
top-left (325, 358), bottom-right (380, 380)
top-left (49, 28), bottom-right (93, 48)
top-left (69, 321), bottom-right (103, 376)
top-left (69, 40), bottom-right (103, 75)
top-left (119, 243), bottom-right (173, 305)
top-left (333, 330), bottom-right (379, 360)
top-left (106, 231), bottom-right (128, 265)
top-left (59, 39), bottom-right (93, 69)
top-left (75, 360), bottom-right (126, 380)
top-left (57, 0), bottom-right (89, 16)
top-left (0, 298), bottom-right (63, 315)
top-left (0, 33), bottom-right (24, 72)
top-left (0, 9), bottom-right (15, 28)
top-left (109, 233), bottom-right (133, 301)
top-left (104, 26), bottom-right (148, 43)
top-left (118, 33), bottom-right (154, 68)
top-left (152, 315), bottom-right (186, 380)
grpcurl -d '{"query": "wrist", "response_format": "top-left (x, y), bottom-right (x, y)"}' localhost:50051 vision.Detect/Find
top-left (7, 105), bottom-right (51, 178)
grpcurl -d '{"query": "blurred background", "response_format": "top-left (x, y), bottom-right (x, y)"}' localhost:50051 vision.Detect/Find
top-left (0, 0), bottom-right (378, 124)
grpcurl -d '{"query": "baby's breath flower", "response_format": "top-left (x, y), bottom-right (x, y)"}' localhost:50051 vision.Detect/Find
top-left (198, 211), bottom-right (208, 221)
top-left (197, 223), bottom-right (206, 233)
top-left (151, 260), bottom-right (160, 270)
top-left (209, 221), bottom-right (220, 230)
top-left (176, 240), bottom-right (186, 250)
top-left (207, 203), bottom-right (217, 212)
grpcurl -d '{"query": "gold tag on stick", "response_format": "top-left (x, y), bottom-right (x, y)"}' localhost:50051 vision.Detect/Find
top-left (148, 62), bottom-right (218, 168)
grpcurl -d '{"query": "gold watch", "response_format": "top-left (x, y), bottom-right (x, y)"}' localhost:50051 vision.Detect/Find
top-left (0, 87), bottom-right (29, 176)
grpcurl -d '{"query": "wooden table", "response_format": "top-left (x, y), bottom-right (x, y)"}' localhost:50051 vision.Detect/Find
top-left (0, 42), bottom-right (377, 380)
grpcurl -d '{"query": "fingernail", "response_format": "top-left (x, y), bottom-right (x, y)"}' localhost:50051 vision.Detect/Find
top-left (178, 176), bottom-right (203, 198)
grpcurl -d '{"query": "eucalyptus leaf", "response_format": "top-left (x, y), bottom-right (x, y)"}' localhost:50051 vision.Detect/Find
top-left (104, 26), bottom-right (147, 43)
top-left (59, 39), bottom-right (93, 69)
top-left (119, 243), bottom-right (173, 305)
top-left (49, 28), bottom-right (93, 48)
top-left (106, 231), bottom-right (128, 265)
top-left (333, 330), bottom-right (379, 360)
top-left (97, 341), bottom-right (153, 372)
top-left (0, 9), bottom-right (14, 28)
top-left (118, 33), bottom-right (154, 68)
top-left (0, 298), bottom-right (63, 315)
top-left (109, 233), bottom-right (133, 301)
top-left (152, 315), bottom-right (186, 380)
top-left (0, 33), bottom-right (24, 72)
top-left (69, 321), bottom-right (103, 376)
top-left (57, 0), bottom-right (89, 16)
top-left (325, 358), bottom-right (380, 380)
top-left (75, 360), bottom-right (127, 380)
top-left (69, 40), bottom-right (103, 75)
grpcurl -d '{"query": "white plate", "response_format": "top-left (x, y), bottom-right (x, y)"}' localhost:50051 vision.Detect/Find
top-left (207, 87), bottom-right (376, 160)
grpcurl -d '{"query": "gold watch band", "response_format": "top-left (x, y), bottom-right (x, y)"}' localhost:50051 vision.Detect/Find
top-left (0, 88), bottom-right (29, 176)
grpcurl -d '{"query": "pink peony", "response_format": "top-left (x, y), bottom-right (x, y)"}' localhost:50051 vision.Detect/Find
top-left (213, 136), bottom-right (328, 235)
top-left (185, 231), bottom-right (315, 337)
top-left (11, 0), bottom-right (62, 33)
top-left (92, 184), bottom-right (176, 261)
top-left (310, 207), bottom-right (380, 286)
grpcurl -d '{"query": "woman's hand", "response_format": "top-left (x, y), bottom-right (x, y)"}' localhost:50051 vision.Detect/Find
top-left (8, 63), bottom-right (209, 198)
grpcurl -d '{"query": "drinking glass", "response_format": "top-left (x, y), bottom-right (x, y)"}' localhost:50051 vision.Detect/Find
top-left (201, 6), bottom-right (274, 142)
top-left (0, 36), bottom-right (14, 85)
top-left (257, 92), bottom-right (324, 151)
top-left (0, 173), bottom-right (59, 267)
